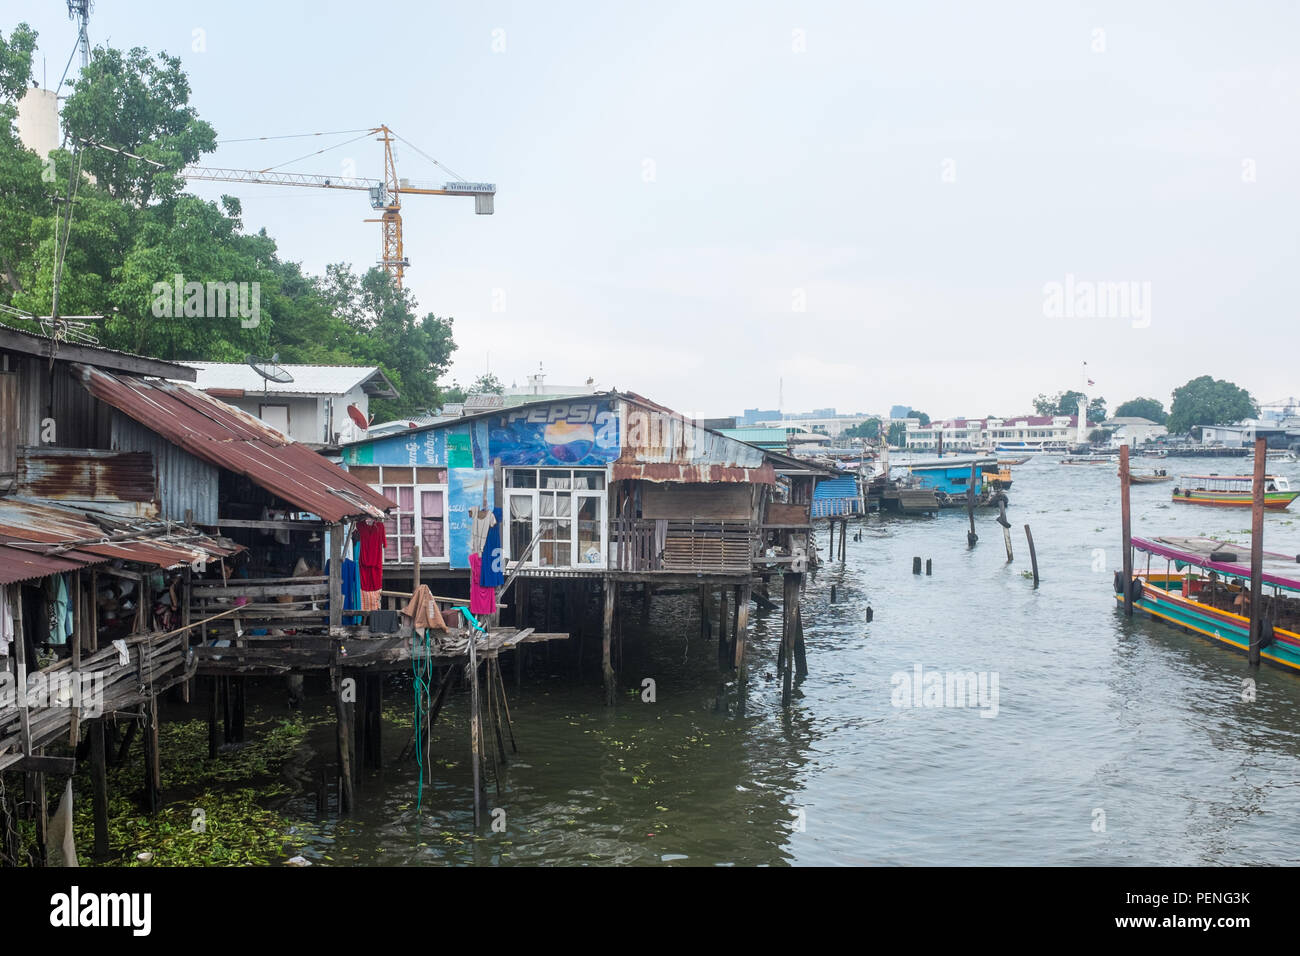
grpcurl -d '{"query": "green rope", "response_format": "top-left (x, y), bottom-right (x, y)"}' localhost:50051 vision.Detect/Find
top-left (411, 626), bottom-right (433, 811)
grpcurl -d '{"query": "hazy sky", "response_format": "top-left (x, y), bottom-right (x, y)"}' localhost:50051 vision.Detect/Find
top-left (15, 1), bottom-right (1300, 420)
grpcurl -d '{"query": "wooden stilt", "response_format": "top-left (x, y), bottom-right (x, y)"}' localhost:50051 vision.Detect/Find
top-left (207, 676), bottom-right (220, 758)
top-left (1024, 525), bottom-right (1040, 589)
top-left (90, 719), bottom-right (110, 861)
top-left (335, 670), bottom-right (355, 814)
top-left (781, 572), bottom-right (799, 708)
top-left (495, 658), bottom-right (518, 754)
top-left (469, 640), bottom-right (484, 826)
top-left (603, 577), bottom-right (617, 706)
top-left (734, 581), bottom-right (752, 715)
top-left (717, 585), bottom-right (730, 670)
top-left (794, 606), bottom-right (808, 679)
top-left (142, 698), bottom-right (161, 814)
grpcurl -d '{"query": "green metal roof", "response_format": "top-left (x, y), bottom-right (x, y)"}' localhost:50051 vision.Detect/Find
top-left (717, 427), bottom-right (789, 449)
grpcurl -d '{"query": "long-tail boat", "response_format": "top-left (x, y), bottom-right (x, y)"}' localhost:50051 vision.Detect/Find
top-left (1172, 474), bottom-right (1298, 509)
top-left (1118, 535), bottom-right (1300, 672)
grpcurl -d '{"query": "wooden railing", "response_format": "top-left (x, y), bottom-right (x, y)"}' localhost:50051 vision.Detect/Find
top-left (611, 518), bottom-right (756, 574)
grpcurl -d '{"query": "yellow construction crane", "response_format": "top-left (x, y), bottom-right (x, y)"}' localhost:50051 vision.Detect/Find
top-left (184, 125), bottom-right (494, 288)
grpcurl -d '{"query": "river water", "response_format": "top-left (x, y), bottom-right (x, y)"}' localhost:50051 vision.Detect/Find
top-left (227, 455), bottom-right (1300, 865)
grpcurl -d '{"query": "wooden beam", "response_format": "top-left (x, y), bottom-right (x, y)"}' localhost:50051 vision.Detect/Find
top-left (603, 577), bottom-right (616, 706)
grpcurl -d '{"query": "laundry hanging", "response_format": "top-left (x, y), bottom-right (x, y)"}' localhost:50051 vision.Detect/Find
top-left (467, 553), bottom-right (496, 617)
top-left (480, 506), bottom-right (505, 588)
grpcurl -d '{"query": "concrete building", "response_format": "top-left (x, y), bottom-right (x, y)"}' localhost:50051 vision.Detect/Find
top-left (1101, 416), bottom-right (1168, 448)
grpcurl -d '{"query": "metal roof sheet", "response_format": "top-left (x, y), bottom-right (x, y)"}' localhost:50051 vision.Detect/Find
top-left (812, 476), bottom-right (859, 500)
top-left (74, 365), bottom-right (395, 522)
top-left (184, 362), bottom-right (397, 397)
top-left (0, 498), bottom-right (242, 586)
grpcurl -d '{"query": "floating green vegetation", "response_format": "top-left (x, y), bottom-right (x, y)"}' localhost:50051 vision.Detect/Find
top-left (68, 714), bottom-right (314, 867)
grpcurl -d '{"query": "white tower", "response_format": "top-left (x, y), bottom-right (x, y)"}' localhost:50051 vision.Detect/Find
top-left (1077, 396), bottom-right (1088, 444)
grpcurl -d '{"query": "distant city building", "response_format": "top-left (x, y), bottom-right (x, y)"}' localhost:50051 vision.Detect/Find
top-left (890, 404), bottom-right (911, 419)
top-left (903, 414), bottom-right (1085, 451)
top-left (740, 408), bottom-right (782, 426)
top-left (1101, 417), bottom-right (1168, 448)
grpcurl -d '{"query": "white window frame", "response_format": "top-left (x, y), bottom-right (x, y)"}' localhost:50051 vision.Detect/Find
top-left (374, 468), bottom-right (449, 565)
top-left (504, 467), bottom-right (608, 569)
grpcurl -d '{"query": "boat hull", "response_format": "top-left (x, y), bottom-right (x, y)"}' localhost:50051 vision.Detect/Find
top-left (1171, 491), bottom-right (1298, 509)
top-left (1119, 576), bottom-right (1300, 673)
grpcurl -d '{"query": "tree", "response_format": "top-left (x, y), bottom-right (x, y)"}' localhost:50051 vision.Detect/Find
top-left (887, 421), bottom-right (908, 446)
top-left (1088, 428), bottom-right (1111, 443)
top-left (1113, 397), bottom-right (1167, 424)
top-left (908, 409), bottom-right (931, 426)
top-left (1031, 390), bottom-right (1104, 421)
top-left (0, 23), bottom-right (37, 100)
top-left (842, 418), bottom-right (880, 440)
top-left (62, 46), bottom-right (217, 206)
top-left (1167, 376), bottom-right (1257, 435)
top-left (470, 373), bottom-right (504, 394)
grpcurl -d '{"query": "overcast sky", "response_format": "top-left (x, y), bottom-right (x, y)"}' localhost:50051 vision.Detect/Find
top-left (16, 1), bottom-right (1300, 420)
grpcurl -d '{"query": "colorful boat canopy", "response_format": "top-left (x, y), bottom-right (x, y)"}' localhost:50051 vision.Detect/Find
top-left (1133, 535), bottom-right (1300, 593)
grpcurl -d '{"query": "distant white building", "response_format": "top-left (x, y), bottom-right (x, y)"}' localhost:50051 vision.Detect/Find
top-left (181, 363), bottom-right (398, 446)
top-left (1102, 416), bottom-right (1168, 448)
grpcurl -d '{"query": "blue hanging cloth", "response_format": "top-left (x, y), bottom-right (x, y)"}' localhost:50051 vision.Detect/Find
top-left (480, 506), bottom-right (505, 587)
top-left (324, 557), bottom-right (363, 626)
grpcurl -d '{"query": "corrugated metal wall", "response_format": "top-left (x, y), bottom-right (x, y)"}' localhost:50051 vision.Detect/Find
top-left (111, 411), bottom-right (219, 524)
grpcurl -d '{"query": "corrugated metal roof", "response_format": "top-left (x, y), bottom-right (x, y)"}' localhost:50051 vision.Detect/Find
top-left (74, 365), bottom-right (395, 522)
top-left (0, 498), bottom-right (242, 586)
top-left (812, 476), bottom-right (859, 500)
top-left (185, 362), bottom-right (397, 397)
top-left (16, 451), bottom-right (156, 507)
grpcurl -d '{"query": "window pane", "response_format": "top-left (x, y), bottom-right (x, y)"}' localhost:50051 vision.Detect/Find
top-left (540, 469), bottom-right (571, 489)
top-left (576, 497), bottom-right (601, 563)
top-left (422, 518), bottom-right (445, 558)
top-left (539, 495), bottom-right (555, 518)
top-left (400, 516), bottom-right (414, 535)
top-left (421, 490), bottom-right (444, 517)
top-left (399, 536), bottom-right (413, 562)
top-left (574, 470), bottom-right (604, 490)
top-left (399, 487), bottom-right (414, 511)
top-left (555, 495), bottom-right (572, 517)
top-left (507, 469), bottom-right (537, 489)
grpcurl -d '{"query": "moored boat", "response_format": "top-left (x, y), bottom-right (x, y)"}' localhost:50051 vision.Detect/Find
top-left (1117, 535), bottom-right (1300, 673)
top-left (1122, 468), bottom-right (1173, 484)
top-left (1060, 455), bottom-right (1116, 465)
top-left (1171, 474), bottom-right (1298, 509)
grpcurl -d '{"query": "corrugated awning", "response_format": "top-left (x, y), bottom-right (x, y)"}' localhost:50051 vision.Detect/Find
top-left (0, 498), bottom-right (243, 586)
top-left (74, 365), bottom-right (395, 522)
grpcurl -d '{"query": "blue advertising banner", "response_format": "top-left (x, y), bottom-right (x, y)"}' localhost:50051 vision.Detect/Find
top-left (489, 399), bottom-right (619, 467)
top-left (448, 468), bottom-right (493, 569)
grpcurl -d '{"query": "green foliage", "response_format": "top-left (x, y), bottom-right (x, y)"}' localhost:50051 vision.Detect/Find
top-left (0, 23), bottom-right (37, 101)
top-left (62, 46), bottom-right (217, 206)
top-left (1032, 390), bottom-right (1105, 421)
top-left (842, 417), bottom-right (880, 440)
top-left (1168, 376), bottom-right (1257, 435)
top-left (887, 420), bottom-right (908, 446)
top-left (1113, 396), bottom-right (1167, 424)
top-left (471, 372), bottom-right (504, 394)
top-left (0, 40), bottom-right (456, 419)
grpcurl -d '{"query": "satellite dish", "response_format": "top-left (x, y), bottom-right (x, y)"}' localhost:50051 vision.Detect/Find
top-left (347, 404), bottom-right (369, 430)
top-left (247, 353), bottom-right (294, 385)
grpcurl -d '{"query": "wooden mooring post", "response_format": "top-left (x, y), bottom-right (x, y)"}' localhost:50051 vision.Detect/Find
top-left (1248, 436), bottom-right (1267, 666)
top-left (602, 577), bottom-right (617, 706)
top-left (1120, 444), bottom-right (1132, 615)
top-left (734, 581), bottom-right (752, 715)
top-left (966, 463), bottom-right (978, 547)
top-left (1024, 524), bottom-right (1040, 589)
top-left (780, 572), bottom-right (800, 708)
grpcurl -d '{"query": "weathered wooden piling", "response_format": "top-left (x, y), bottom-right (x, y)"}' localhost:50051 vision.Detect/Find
top-left (925, 559), bottom-right (932, 576)
top-left (89, 720), bottom-right (110, 861)
top-left (1024, 524), bottom-right (1040, 588)
top-left (602, 577), bottom-right (617, 706)
top-left (335, 671), bottom-right (355, 814)
top-left (913, 556), bottom-right (922, 575)
top-left (781, 572), bottom-right (800, 708)
top-left (733, 581), bottom-right (752, 713)
top-left (1120, 445), bottom-right (1132, 615)
top-left (1248, 436), bottom-right (1267, 665)
top-left (966, 462), bottom-right (978, 547)
top-left (142, 698), bottom-right (161, 814)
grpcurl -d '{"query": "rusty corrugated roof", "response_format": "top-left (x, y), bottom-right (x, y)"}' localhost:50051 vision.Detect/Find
top-left (17, 451), bottom-right (157, 505)
top-left (0, 498), bottom-right (242, 586)
top-left (73, 365), bottom-right (395, 521)
top-left (617, 394), bottom-right (775, 483)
